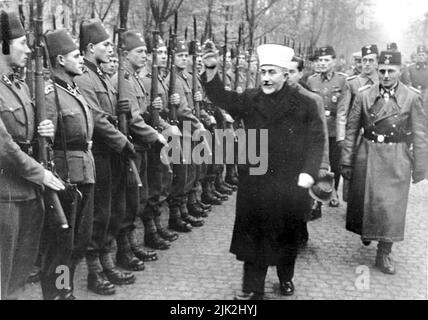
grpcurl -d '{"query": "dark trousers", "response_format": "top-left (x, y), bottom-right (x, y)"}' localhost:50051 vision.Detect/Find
top-left (0, 199), bottom-right (44, 300)
top-left (146, 147), bottom-right (172, 211)
top-left (329, 137), bottom-right (341, 189)
top-left (40, 184), bottom-right (94, 299)
top-left (242, 253), bottom-right (298, 295)
top-left (86, 153), bottom-right (126, 272)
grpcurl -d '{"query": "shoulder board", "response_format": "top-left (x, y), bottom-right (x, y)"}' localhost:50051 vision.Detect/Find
top-left (358, 84), bottom-right (372, 92)
top-left (409, 86), bottom-right (421, 95)
top-left (45, 83), bottom-right (55, 95)
top-left (346, 75), bottom-right (358, 81)
top-left (337, 72), bottom-right (348, 77)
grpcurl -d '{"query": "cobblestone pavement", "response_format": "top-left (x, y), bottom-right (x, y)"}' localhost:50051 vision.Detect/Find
top-left (20, 180), bottom-right (428, 300)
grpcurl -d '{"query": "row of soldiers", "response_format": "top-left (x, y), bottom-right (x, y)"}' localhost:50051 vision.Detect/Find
top-left (0, 8), bottom-right (250, 300)
top-left (2, 5), bottom-right (428, 299)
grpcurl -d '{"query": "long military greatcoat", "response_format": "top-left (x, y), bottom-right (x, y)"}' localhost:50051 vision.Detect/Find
top-left (341, 83), bottom-right (428, 242)
top-left (203, 73), bottom-right (325, 266)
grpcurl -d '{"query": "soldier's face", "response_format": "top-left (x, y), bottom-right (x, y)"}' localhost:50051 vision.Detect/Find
top-left (127, 45), bottom-right (148, 70)
top-left (318, 55), bottom-right (335, 73)
top-left (157, 46), bottom-right (168, 67)
top-left (354, 58), bottom-right (362, 73)
top-left (61, 49), bottom-right (84, 76)
top-left (260, 65), bottom-right (287, 95)
top-left (174, 52), bottom-right (188, 70)
top-left (8, 36), bottom-right (31, 68)
top-left (416, 52), bottom-right (427, 63)
top-left (287, 61), bottom-right (303, 84)
top-left (378, 65), bottom-right (401, 88)
top-left (361, 54), bottom-right (377, 75)
top-left (196, 54), bottom-right (203, 71)
top-left (101, 57), bottom-right (117, 76)
top-left (94, 39), bottom-right (113, 64)
top-left (238, 55), bottom-right (246, 67)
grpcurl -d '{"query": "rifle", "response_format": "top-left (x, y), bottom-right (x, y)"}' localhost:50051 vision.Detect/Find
top-left (231, 23), bottom-right (242, 91)
top-left (222, 23), bottom-right (228, 85)
top-left (190, 16), bottom-right (213, 157)
top-left (167, 12), bottom-right (183, 162)
top-left (34, 0), bottom-right (69, 229)
top-left (117, 0), bottom-right (142, 187)
top-left (168, 12), bottom-right (179, 128)
top-left (245, 28), bottom-right (253, 89)
top-left (22, 0), bottom-right (35, 97)
top-left (150, 30), bottom-right (172, 172)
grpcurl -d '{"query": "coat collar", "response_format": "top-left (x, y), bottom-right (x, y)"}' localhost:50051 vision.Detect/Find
top-left (253, 82), bottom-right (299, 122)
top-left (367, 82), bottom-right (408, 122)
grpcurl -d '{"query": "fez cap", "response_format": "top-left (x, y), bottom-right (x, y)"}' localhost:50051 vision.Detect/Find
top-left (417, 45), bottom-right (427, 54)
top-left (45, 29), bottom-right (78, 58)
top-left (176, 40), bottom-right (188, 54)
top-left (122, 30), bottom-right (146, 52)
top-left (257, 44), bottom-right (294, 69)
top-left (361, 44), bottom-right (378, 57)
top-left (352, 51), bottom-right (362, 59)
top-left (189, 40), bottom-right (202, 55)
top-left (0, 11), bottom-right (26, 55)
top-left (79, 18), bottom-right (109, 52)
top-left (387, 42), bottom-right (398, 50)
top-left (202, 39), bottom-right (217, 57)
top-left (318, 45), bottom-right (336, 57)
top-left (378, 51), bottom-right (401, 66)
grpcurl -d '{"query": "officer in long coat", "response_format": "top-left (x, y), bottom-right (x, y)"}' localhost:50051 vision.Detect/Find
top-left (341, 51), bottom-right (428, 275)
top-left (0, 11), bottom-right (64, 300)
top-left (202, 44), bottom-right (325, 299)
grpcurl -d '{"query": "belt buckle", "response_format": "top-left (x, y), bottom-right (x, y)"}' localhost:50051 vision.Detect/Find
top-left (325, 110), bottom-right (331, 116)
top-left (87, 141), bottom-right (93, 151)
top-left (377, 134), bottom-right (385, 143)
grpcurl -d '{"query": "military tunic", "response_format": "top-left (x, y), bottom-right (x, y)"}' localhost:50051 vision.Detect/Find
top-left (0, 73), bottom-right (45, 300)
top-left (336, 73), bottom-right (379, 142)
top-left (111, 67), bottom-right (160, 239)
top-left (341, 83), bottom-right (428, 241)
top-left (408, 62), bottom-right (428, 96)
top-left (74, 58), bottom-right (129, 272)
top-left (307, 71), bottom-right (347, 188)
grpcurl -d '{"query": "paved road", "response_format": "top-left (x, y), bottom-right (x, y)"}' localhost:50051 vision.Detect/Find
top-left (20, 180), bottom-right (428, 300)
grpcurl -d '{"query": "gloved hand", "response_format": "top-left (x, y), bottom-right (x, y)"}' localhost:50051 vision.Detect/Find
top-left (169, 93), bottom-right (180, 105)
top-left (297, 173), bottom-right (315, 189)
top-left (194, 91), bottom-right (203, 102)
top-left (318, 168), bottom-right (329, 179)
top-left (37, 119), bottom-right (55, 138)
top-left (151, 97), bottom-right (163, 111)
top-left (117, 99), bottom-right (131, 117)
top-left (337, 140), bottom-right (345, 150)
top-left (341, 165), bottom-right (353, 180)
top-left (122, 141), bottom-right (137, 160)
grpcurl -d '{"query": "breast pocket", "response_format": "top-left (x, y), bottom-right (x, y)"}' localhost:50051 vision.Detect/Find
top-left (95, 89), bottom-right (113, 113)
top-left (62, 110), bottom-right (84, 140)
top-left (0, 103), bottom-right (27, 136)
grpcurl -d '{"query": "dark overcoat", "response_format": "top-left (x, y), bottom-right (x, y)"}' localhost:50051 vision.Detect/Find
top-left (341, 83), bottom-right (428, 242)
top-left (203, 73), bottom-right (325, 266)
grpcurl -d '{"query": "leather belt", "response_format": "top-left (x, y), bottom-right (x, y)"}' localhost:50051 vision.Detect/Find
top-left (54, 141), bottom-right (93, 151)
top-left (363, 131), bottom-right (411, 144)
